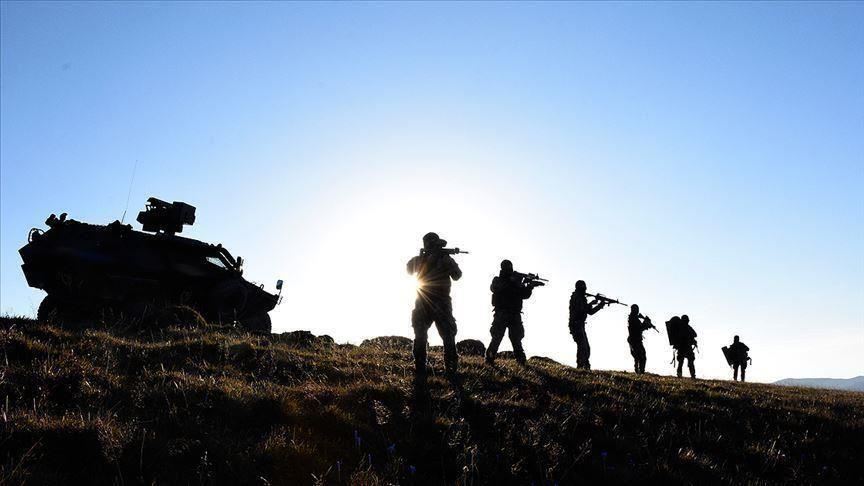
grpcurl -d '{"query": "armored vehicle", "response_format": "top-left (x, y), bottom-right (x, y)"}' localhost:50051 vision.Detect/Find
top-left (19, 197), bottom-right (280, 332)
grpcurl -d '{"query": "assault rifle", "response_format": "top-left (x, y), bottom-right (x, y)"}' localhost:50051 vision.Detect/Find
top-left (640, 314), bottom-right (661, 333)
top-left (586, 293), bottom-right (627, 307)
top-left (513, 271), bottom-right (548, 287)
top-left (419, 247), bottom-right (469, 257)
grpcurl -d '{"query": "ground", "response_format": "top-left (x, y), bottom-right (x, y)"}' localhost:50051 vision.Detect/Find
top-left (1, 316), bottom-right (862, 485)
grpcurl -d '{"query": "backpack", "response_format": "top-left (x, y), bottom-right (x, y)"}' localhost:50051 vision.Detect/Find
top-left (665, 316), bottom-right (683, 347)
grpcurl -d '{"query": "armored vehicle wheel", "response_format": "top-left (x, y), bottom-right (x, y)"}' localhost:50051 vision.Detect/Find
top-left (37, 295), bottom-right (60, 322)
top-left (210, 281), bottom-right (249, 323)
top-left (37, 295), bottom-right (89, 329)
top-left (240, 313), bottom-right (271, 333)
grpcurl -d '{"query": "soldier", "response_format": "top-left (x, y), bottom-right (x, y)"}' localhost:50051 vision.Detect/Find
top-left (627, 304), bottom-right (655, 374)
top-left (727, 335), bottom-right (750, 382)
top-left (672, 315), bottom-right (698, 378)
top-left (406, 232), bottom-right (462, 378)
top-left (568, 280), bottom-right (608, 370)
top-left (485, 259), bottom-right (541, 365)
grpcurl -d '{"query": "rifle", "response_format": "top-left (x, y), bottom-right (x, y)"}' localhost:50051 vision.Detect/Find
top-left (419, 247), bottom-right (469, 257)
top-left (513, 271), bottom-right (548, 287)
top-left (640, 314), bottom-right (660, 333)
top-left (586, 293), bottom-right (627, 307)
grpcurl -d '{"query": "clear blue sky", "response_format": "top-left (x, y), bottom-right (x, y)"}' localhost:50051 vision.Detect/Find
top-left (2, 2), bottom-right (862, 382)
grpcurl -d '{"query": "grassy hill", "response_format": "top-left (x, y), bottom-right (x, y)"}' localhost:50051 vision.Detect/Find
top-left (2, 316), bottom-right (862, 485)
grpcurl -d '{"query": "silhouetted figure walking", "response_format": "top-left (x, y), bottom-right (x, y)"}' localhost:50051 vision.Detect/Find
top-left (627, 304), bottom-right (656, 374)
top-left (406, 232), bottom-right (463, 378)
top-left (569, 280), bottom-right (608, 370)
top-left (667, 315), bottom-right (697, 378)
top-left (485, 260), bottom-right (544, 365)
top-left (724, 335), bottom-right (751, 382)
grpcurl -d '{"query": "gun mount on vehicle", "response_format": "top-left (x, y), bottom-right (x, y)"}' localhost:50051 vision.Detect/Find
top-left (19, 198), bottom-right (280, 332)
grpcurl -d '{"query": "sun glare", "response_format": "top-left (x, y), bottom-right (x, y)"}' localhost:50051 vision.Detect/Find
top-left (409, 274), bottom-right (422, 293)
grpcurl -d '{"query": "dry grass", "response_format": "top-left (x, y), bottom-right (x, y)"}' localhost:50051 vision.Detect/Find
top-left (1, 316), bottom-right (862, 485)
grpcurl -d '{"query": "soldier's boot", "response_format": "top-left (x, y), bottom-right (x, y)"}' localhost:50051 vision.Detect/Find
top-left (512, 341), bottom-right (527, 366)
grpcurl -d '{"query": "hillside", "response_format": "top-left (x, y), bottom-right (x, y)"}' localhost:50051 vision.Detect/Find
top-left (2, 316), bottom-right (863, 485)
top-left (774, 376), bottom-right (864, 392)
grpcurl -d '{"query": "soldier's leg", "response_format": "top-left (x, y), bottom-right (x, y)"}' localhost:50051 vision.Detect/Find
top-left (688, 354), bottom-right (696, 379)
top-left (509, 315), bottom-right (526, 364)
top-left (636, 342), bottom-right (647, 374)
top-left (584, 331), bottom-right (591, 370)
top-left (628, 339), bottom-right (638, 373)
top-left (733, 364), bottom-right (739, 381)
top-left (575, 326), bottom-right (590, 369)
top-left (411, 307), bottom-right (433, 376)
top-left (676, 352), bottom-right (684, 377)
top-left (741, 363), bottom-right (746, 382)
top-left (433, 300), bottom-right (459, 375)
top-left (486, 313), bottom-right (507, 362)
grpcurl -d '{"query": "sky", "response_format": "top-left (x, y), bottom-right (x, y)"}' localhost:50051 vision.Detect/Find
top-left (1, 1), bottom-right (862, 383)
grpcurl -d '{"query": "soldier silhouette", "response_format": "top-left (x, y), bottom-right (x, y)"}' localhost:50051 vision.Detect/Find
top-left (727, 335), bottom-right (751, 382)
top-left (627, 304), bottom-right (654, 374)
top-left (485, 259), bottom-right (540, 365)
top-left (406, 232), bottom-right (462, 378)
top-left (670, 314), bottom-right (698, 378)
top-left (568, 280), bottom-right (608, 370)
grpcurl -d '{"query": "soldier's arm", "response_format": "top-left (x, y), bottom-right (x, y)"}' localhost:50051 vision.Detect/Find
top-left (521, 286), bottom-right (533, 299)
top-left (448, 257), bottom-right (462, 281)
top-left (406, 256), bottom-right (420, 275)
top-left (587, 301), bottom-right (605, 315)
top-left (490, 276), bottom-right (504, 292)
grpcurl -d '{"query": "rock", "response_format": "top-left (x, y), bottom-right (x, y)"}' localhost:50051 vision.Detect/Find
top-left (360, 336), bottom-right (413, 350)
top-left (456, 339), bottom-right (486, 356)
top-left (228, 342), bottom-right (255, 360)
top-left (529, 356), bottom-right (563, 366)
top-left (273, 330), bottom-right (333, 348)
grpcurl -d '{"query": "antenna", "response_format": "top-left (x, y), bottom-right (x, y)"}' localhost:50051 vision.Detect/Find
top-left (120, 160), bottom-right (138, 223)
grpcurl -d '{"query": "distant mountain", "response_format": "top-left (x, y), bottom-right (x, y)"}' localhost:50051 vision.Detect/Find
top-left (774, 376), bottom-right (864, 392)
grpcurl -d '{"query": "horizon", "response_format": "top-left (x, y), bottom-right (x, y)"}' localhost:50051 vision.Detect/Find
top-left (2, 2), bottom-right (862, 383)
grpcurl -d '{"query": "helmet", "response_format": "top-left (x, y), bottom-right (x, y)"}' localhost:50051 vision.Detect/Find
top-left (575, 280), bottom-right (586, 291)
top-left (681, 315), bottom-right (689, 323)
top-left (734, 335), bottom-right (740, 342)
top-left (631, 304), bottom-right (639, 313)
top-left (422, 232), bottom-right (446, 249)
top-left (500, 259), bottom-right (513, 272)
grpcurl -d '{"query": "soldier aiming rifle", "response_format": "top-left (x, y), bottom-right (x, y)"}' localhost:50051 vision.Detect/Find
top-left (485, 260), bottom-right (545, 365)
top-left (569, 281), bottom-right (615, 370)
top-left (627, 304), bottom-right (658, 374)
top-left (406, 232), bottom-right (467, 379)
